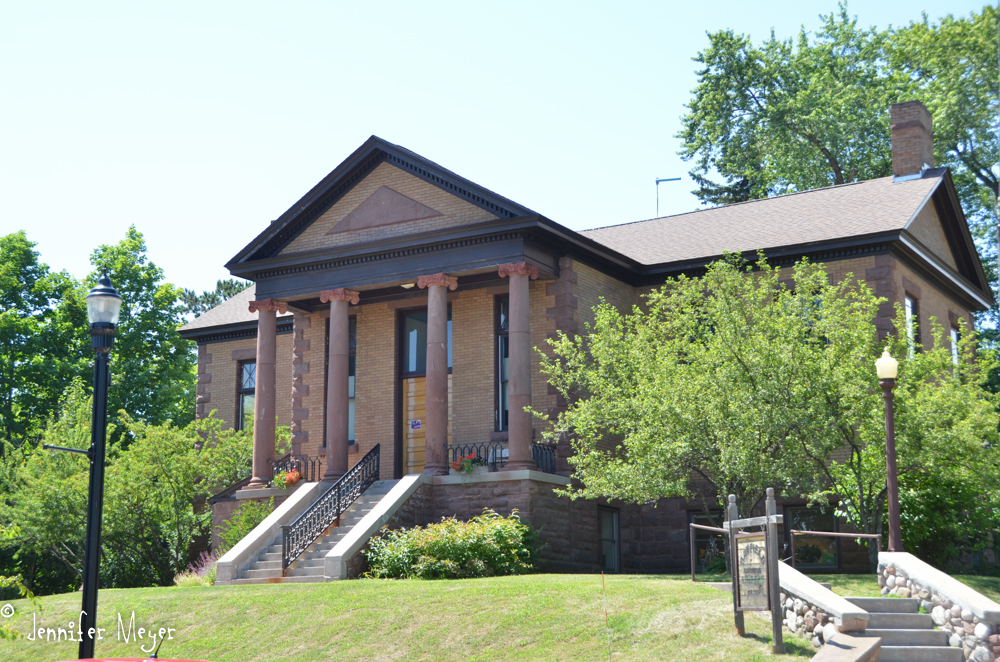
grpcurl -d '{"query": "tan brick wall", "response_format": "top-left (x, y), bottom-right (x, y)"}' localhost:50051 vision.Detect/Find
top-left (893, 260), bottom-right (974, 350)
top-left (280, 162), bottom-right (498, 255)
top-left (907, 203), bottom-right (958, 270)
top-left (451, 287), bottom-right (496, 445)
top-left (575, 261), bottom-right (635, 331)
top-left (353, 303), bottom-right (396, 480)
top-left (197, 334), bottom-right (293, 430)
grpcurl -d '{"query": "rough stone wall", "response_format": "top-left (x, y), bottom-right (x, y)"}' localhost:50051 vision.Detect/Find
top-left (196, 335), bottom-right (293, 430)
top-left (545, 258), bottom-right (579, 474)
top-left (530, 276), bottom-right (558, 442)
top-left (880, 563), bottom-right (999, 661)
top-left (280, 162), bottom-right (498, 254)
top-left (290, 314), bottom-right (311, 456)
top-left (777, 590), bottom-right (837, 649)
top-left (294, 311), bottom-right (328, 461)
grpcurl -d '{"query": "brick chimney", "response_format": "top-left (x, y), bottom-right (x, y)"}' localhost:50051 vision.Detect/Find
top-left (890, 100), bottom-right (934, 179)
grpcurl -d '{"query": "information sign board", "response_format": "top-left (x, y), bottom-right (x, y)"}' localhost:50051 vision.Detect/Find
top-left (734, 531), bottom-right (770, 611)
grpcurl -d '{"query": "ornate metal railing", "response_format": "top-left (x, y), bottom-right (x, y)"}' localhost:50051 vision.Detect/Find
top-left (445, 440), bottom-right (558, 474)
top-left (268, 454), bottom-right (323, 483)
top-left (280, 444), bottom-right (380, 570)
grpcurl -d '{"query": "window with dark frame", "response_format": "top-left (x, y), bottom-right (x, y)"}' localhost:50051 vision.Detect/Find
top-left (787, 506), bottom-right (840, 569)
top-left (236, 360), bottom-right (256, 432)
top-left (400, 308), bottom-right (452, 377)
top-left (323, 317), bottom-right (358, 446)
top-left (690, 511), bottom-right (726, 574)
top-left (598, 507), bottom-right (620, 572)
top-left (950, 326), bottom-right (960, 366)
top-left (904, 294), bottom-right (920, 355)
top-left (495, 295), bottom-right (509, 432)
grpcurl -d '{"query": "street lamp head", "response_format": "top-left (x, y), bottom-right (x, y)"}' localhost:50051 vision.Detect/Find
top-left (87, 273), bottom-right (122, 351)
top-left (875, 349), bottom-right (898, 380)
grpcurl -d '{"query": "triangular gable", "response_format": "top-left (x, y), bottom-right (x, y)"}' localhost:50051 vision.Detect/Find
top-left (906, 201), bottom-right (958, 270)
top-left (328, 186), bottom-right (442, 234)
top-left (227, 136), bottom-right (536, 267)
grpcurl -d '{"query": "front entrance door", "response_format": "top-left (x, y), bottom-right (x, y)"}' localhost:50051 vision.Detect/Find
top-left (398, 308), bottom-right (452, 475)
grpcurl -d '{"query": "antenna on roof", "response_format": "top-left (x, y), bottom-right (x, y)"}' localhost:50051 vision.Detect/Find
top-left (656, 177), bottom-right (680, 218)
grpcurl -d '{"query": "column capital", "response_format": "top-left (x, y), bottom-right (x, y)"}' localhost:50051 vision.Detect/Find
top-left (249, 299), bottom-right (288, 314)
top-left (417, 273), bottom-right (458, 290)
top-left (498, 262), bottom-right (540, 280)
top-left (320, 288), bottom-right (360, 305)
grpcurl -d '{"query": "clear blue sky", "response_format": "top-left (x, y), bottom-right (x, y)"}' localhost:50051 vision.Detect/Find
top-left (0, 1), bottom-right (989, 293)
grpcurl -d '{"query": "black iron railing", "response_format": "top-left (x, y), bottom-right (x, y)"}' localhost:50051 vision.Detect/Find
top-left (280, 444), bottom-right (380, 570)
top-left (268, 455), bottom-right (323, 483)
top-left (445, 440), bottom-right (559, 474)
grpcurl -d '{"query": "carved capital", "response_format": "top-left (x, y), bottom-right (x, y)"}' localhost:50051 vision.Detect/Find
top-left (320, 288), bottom-right (360, 305)
top-left (498, 262), bottom-right (540, 280)
top-left (417, 273), bottom-right (459, 290)
top-left (248, 299), bottom-right (288, 314)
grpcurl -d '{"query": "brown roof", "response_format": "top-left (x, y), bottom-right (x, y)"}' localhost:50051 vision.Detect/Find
top-left (178, 284), bottom-right (293, 332)
top-left (581, 174), bottom-right (941, 265)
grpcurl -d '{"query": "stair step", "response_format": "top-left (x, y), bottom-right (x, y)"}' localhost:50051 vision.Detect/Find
top-left (250, 560), bottom-right (282, 570)
top-left (286, 567), bottom-right (328, 577)
top-left (878, 646), bottom-right (963, 662)
top-left (243, 568), bottom-right (283, 579)
top-left (865, 629), bottom-right (949, 646)
top-left (847, 597), bottom-right (919, 613)
top-left (290, 558), bottom-right (325, 569)
top-left (258, 552), bottom-right (282, 562)
top-left (866, 613), bottom-right (934, 629)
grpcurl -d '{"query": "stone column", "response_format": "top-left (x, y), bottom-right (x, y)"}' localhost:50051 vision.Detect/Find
top-left (417, 273), bottom-right (457, 475)
top-left (499, 262), bottom-right (539, 471)
top-left (321, 288), bottom-right (359, 482)
top-left (246, 298), bottom-right (287, 488)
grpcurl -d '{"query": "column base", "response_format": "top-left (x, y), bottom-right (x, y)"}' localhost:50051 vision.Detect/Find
top-left (503, 458), bottom-right (536, 471)
top-left (322, 471), bottom-right (345, 483)
top-left (246, 477), bottom-right (270, 489)
top-left (422, 463), bottom-right (449, 476)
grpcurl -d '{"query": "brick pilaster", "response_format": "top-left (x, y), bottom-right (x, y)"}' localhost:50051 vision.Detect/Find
top-left (290, 314), bottom-right (311, 456)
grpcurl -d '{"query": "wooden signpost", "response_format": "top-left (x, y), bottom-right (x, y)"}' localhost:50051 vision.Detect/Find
top-left (724, 488), bottom-right (786, 654)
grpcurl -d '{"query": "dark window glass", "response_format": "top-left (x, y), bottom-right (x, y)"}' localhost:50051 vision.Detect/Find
top-left (324, 318), bottom-right (358, 445)
top-left (401, 309), bottom-right (451, 376)
top-left (690, 512), bottom-right (726, 574)
top-left (237, 361), bottom-right (256, 431)
top-left (598, 507), bottom-right (619, 572)
top-left (789, 507), bottom-right (839, 568)
top-left (496, 296), bottom-right (509, 431)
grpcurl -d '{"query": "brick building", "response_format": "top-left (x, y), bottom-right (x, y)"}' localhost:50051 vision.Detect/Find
top-left (183, 101), bottom-right (993, 581)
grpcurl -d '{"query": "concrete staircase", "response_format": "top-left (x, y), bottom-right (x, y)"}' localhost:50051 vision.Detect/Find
top-left (231, 480), bottom-right (398, 585)
top-left (847, 597), bottom-right (961, 662)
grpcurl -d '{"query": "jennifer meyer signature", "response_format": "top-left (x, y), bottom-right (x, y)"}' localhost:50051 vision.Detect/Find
top-left (3, 605), bottom-right (176, 654)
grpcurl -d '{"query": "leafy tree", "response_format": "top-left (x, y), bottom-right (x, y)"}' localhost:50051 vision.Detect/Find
top-left (0, 232), bottom-right (87, 447)
top-left (539, 257), bottom-right (880, 523)
top-left (87, 226), bottom-right (196, 434)
top-left (180, 279), bottom-right (251, 318)
top-left (678, 4), bottom-right (903, 204)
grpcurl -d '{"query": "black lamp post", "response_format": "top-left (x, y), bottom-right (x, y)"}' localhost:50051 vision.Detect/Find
top-left (45, 273), bottom-right (121, 659)
top-left (875, 349), bottom-right (904, 553)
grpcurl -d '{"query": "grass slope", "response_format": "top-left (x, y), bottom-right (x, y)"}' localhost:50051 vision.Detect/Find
top-left (2, 575), bottom-right (817, 662)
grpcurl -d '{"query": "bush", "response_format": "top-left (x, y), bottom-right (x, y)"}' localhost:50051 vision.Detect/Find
top-left (218, 498), bottom-right (273, 553)
top-left (364, 509), bottom-right (538, 579)
top-left (173, 550), bottom-right (218, 587)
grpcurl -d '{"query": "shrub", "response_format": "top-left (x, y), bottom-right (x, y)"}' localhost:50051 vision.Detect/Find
top-left (364, 509), bottom-right (538, 579)
top-left (173, 550), bottom-right (218, 587)
top-left (218, 498), bottom-right (273, 553)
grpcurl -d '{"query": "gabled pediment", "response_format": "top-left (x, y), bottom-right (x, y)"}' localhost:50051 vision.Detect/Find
top-left (227, 136), bottom-right (536, 268)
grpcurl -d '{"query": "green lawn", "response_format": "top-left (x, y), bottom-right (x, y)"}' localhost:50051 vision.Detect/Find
top-left (1, 574), bottom-right (817, 662)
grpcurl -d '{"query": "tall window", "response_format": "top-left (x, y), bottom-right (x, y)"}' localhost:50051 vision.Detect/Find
top-left (237, 361), bottom-right (256, 431)
top-left (400, 309), bottom-right (452, 375)
top-left (324, 318), bottom-right (358, 444)
top-left (788, 506), bottom-right (839, 569)
top-left (690, 511), bottom-right (726, 574)
top-left (496, 296), bottom-right (509, 431)
top-left (904, 295), bottom-right (920, 356)
top-left (598, 507), bottom-right (620, 572)
top-left (950, 327), bottom-right (960, 366)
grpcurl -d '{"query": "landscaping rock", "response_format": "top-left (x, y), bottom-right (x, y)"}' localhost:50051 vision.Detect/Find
top-left (823, 623), bottom-right (838, 644)
top-left (785, 598), bottom-right (794, 610)
top-left (896, 587), bottom-right (912, 598)
top-left (886, 575), bottom-right (897, 588)
top-left (804, 615), bottom-right (816, 631)
top-left (920, 600), bottom-right (933, 613)
top-left (812, 636), bottom-right (822, 648)
top-left (974, 622), bottom-right (991, 640)
top-left (886, 566), bottom-right (896, 574)
top-left (952, 606), bottom-right (964, 618)
top-left (813, 623), bottom-right (824, 636)
top-left (950, 634), bottom-right (963, 647)
top-left (971, 646), bottom-right (991, 662)
top-left (953, 618), bottom-right (964, 627)
top-left (964, 621), bottom-right (977, 635)
top-left (881, 586), bottom-right (889, 596)
top-left (963, 609), bottom-right (974, 621)
top-left (918, 588), bottom-right (931, 600)
top-left (779, 593), bottom-right (787, 605)
top-left (933, 606), bottom-right (948, 626)
top-left (878, 574), bottom-right (886, 588)
top-left (794, 598), bottom-right (804, 615)
top-left (989, 634), bottom-right (1000, 645)
top-left (895, 568), bottom-right (908, 580)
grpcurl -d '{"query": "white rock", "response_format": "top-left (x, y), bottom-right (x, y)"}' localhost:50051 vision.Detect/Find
top-left (951, 606), bottom-right (963, 618)
top-left (973, 622), bottom-right (990, 639)
top-left (812, 636), bottom-right (822, 648)
top-left (962, 609), bottom-right (974, 622)
top-left (794, 598), bottom-right (805, 615)
top-left (932, 606), bottom-right (947, 626)
top-left (920, 600), bottom-right (933, 613)
top-left (971, 646), bottom-right (991, 662)
top-left (949, 633), bottom-right (963, 647)
top-left (785, 598), bottom-right (794, 610)
top-left (881, 586), bottom-right (889, 596)
top-left (895, 568), bottom-right (908, 580)
top-left (813, 623), bottom-right (824, 636)
top-left (822, 623), bottom-right (838, 644)
top-left (886, 575), bottom-right (896, 588)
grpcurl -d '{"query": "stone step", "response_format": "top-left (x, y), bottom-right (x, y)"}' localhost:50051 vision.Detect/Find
top-left (866, 612), bottom-right (934, 629)
top-left (847, 597), bottom-right (920, 613)
top-left (243, 568), bottom-right (283, 579)
top-left (250, 560), bottom-right (282, 571)
top-left (289, 558), bottom-right (325, 569)
top-left (878, 646), bottom-right (963, 662)
top-left (258, 552), bottom-right (282, 562)
top-left (864, 629), bottom-right (949, 646)
top-left (286, 566), bottom-right (328, 578)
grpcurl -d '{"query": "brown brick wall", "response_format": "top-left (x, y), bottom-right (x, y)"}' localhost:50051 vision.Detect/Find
top-left (280, 162), bottom-right (498, 255)
top-left (891, 101), bottom-right (934, 178)
top-left (908, 203), bottom-right (958, 270)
